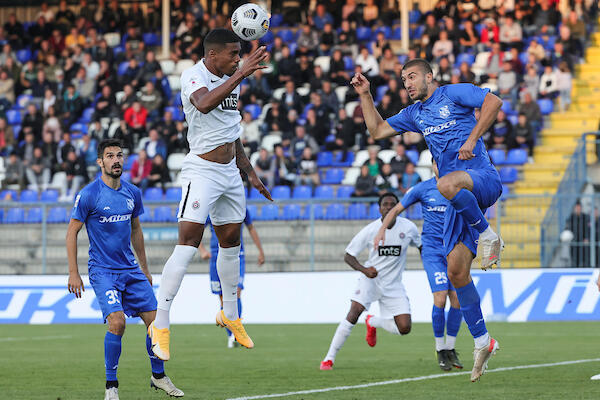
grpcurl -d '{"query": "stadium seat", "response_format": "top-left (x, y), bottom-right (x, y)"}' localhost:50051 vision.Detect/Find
top-left (121, 171), bottom-right (131, 182)
top-left (485, 204), bottom-right (496, 219)
top-left (165, 187), bottom-right (182, 202)
top-left (392, 27), bottom-right (402, 39)
top-left (301, 203), bottom-right (324, 220)
top-left (139, 209), bottom-right (152, 223)
top-left (499, 167), bottom-right (518, 183)
top-left (376, 85), bottom-right (389, 102)
top-left (352, 150), bottom-right (369, 167)
top-left (6, 110), bottom-right (21, 126)
top-left (19, 190), bottom-right (38, 202)
top-left (175, 59), bottom-right (195, 75)
top-left (80, 107), bottom-right (95, 124)
top-left (347, 203), bottom-right (367, 219)
top-left (261, 134), bottom-right (282, 152)
top-left (343, 56), bottom-right (354, 71)
top-left (488, 149), bottom-right (506, 165)
top-left (249, 187), bottom-right (267, 201)
top-left (16, 94), bottom-right (33, 109)
top-left (506, 149), bottom-right (528, 165)
top-left (314, 185), bottom-right (334, 199)
top-left (123, 154), bottom-right (138, 171)
top-left (277, 29), bottom-right (294, 43)
top-left (322, 168), bottom-right (344, 184)
top-left (407, 203), bottom-right (423, 220)
top-left (165, 106), bottom-right (184, 121)
top-left (409, 10), bottom-right (421, 23)
top-left (1, 189), bottom-right (17, 201)
top-left (243, 104), bottom-right (261, 120)
top-left (336, 186), bottom-right (354, 198)
top-left (537, 99), bottom-right (554, 115)
top-left (259, 30), bottom-right (274, 45)
top-left (16, 49), bottom-right (31, 64)
top-left (40, 190), bottom-right (59, 202)
top-left (368, 203), bottom-right (380, 219)
top-left (456, 53), bottom-right (475, 66)
top-left (143, 32), bottom-right (160, 46)
top-left (247, 204), bottom-right (258, 220)
top-left (144, 188), bottom-right (164, 202)
top-left (411, 25), bottom-right (425, 39)
top-left (117, 61), bottom-right (129, 75)
top-left (272, 185), bottom-right (291, 200)
top-left (103, 32), bottom-right (121, 47)
top-left (167, 153), bottom-right (185, 171)
top-left (314, 56), bottom-right (331, 74)
top-left (270, 13), bottom-right (284, 28)
top-left (292, 185), bottom-right (312, 199)
top-left (335, 86), bottom-right (348, 103)
top-left (47, 207), bottom-right (68, 223)
top-left (406, 150), bottom-right (420, 165)
top-left (5, 207), bottom-right (25, 223)
top-left (25, 207), bottom-right (42, 223)
top-left (331, 151), bottom-right (354, 167)
top-left (317, 151), bottom-right (333, 167)
top-left (154, 206), bottom-right (173, 222)
top-left (342, 167), bottom-right (360, 185)
top-left (159, 60), bottom-right (175, 75)
top-left (325, 203), bottom-right (345, 220)
top-left (356, 26), bottom-right (372, 41)
top-left (281, 204), bottom-right (301, 220)
top-left (167, 75), bottom-right (181, 91)
top-left (501, 184), bottom-right (510, 200)
top-left (260, 204), bottom-right (279, 220)
top-left (70, 123), bottom-right (88, 134)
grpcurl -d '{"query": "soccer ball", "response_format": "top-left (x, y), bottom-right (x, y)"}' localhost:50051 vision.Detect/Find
top-left (231, 3), bottom-right (270, 41)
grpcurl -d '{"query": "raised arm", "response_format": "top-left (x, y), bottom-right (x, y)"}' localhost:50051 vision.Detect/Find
top-left (351, 72), bottom-right (398, 140)
top-left (246, 223), bottom-right (265, 266)
top-left (66, 218), bottom-right (85, 298)
top-left (459, 92), bottom-right (503, 160)
top-left (344, 252), bottom-right (378, 278)
top-left (373, 202), bottom-right (406, 250)
top-left (130, 216), bottom-right (151, 284)
top-left (235, 138), bottom-right (272, 201)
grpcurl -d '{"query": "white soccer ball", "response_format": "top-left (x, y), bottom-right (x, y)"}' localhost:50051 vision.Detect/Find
top-left (231, 3), bottom-right (270, 41)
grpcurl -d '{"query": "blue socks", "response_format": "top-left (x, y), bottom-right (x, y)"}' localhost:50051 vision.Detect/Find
top-left (449, 189), bottom-right (489, 233)
top-left (225, 297), bottom-right (242, 337)
top-left (446, 306), bottom-right (462, 337)
top-left (431, 305), bottom-right (445, 338)
top-left (455, 281), bottom-right (487, 339)
top-left (104, 332), bottom-right (122, 382)
top-left (146, 334), bottom-right (165, 375)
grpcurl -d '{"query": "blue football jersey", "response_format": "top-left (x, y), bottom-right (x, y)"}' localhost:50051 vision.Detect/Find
top-left (207, 208), bottom-right (253, 252)
top-left (400, 177), bottom-right (448, 249)
top-left (71, 178), bottom-right (144, 271)
top-left (386, 83), bottom-right (495, 177)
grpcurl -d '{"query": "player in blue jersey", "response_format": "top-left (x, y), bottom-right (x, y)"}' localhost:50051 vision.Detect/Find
top-left (351, 58), bottom-right (503, 381)
top-left (374, 160), bottom-right (463, 371)
top-left (198, 208), bottom-right (265, 348)
top-left (66, 139), bottom-right (183, 400)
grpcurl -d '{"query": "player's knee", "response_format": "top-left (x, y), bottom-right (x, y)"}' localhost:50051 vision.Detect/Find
top-left (447, 267), bottom-right (469, 285)
top-left (436, 176), bottom-right (456, 199)
top-left (398, 322), bottom-right (411, 335)
top-left (107, 315), bottom-right (126, 335)
top-left (433, 291), bottom-right (448, 307)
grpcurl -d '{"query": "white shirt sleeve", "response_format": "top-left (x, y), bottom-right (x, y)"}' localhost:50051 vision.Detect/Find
top-left (345, 224), bottom-right (372, 257)
top-left (181, 69), bottom-right (208, 100)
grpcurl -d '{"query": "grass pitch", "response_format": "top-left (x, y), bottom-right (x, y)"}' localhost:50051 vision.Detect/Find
top-left (2, 322), bottom-right (600, 400)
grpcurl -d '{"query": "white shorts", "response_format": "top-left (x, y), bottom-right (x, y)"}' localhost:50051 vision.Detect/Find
top-left (350, 275), bottom-right (411, 317)
top-left (177, 153), bottom-right (246, 226)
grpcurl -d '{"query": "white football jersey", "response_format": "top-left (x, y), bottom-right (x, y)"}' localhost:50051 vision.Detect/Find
top-left (345, 216), bottom-right (421, 295)
top-left (180, 59), bottom-right (242, 155)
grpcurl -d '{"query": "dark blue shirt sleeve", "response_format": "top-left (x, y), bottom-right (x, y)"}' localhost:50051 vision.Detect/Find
top-left (71, 189), bottom-right (92, 222)
top-left (132, 187), bottom-right (144, 219)
top-left (400, 184), bottom-right (421, 208)
top-left (443, 84), bottom-right (490, 109)
top-left (244, 208), bottom-right (253, 226)
top-left (386, 106), bottom-right (418, 133)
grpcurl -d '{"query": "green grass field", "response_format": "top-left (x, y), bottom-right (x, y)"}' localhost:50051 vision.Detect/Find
top-left (3, 322), bottom-right (600, 400)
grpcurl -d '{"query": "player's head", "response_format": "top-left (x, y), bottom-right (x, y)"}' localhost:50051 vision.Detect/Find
top-left (97, 138), bottom-right (123, 179)
top-left (401, 58), bottom-right (434, 102)
top-left (204, 28), bottom-right (241, 76)
top-left (378, 192), bottom-right (399, 219)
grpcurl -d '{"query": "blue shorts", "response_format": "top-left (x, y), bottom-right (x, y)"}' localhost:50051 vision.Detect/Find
top-left (422, 245), bottom-right (455, 293)
top-left (89, 267), bottom-right (157, 322)
top-left (209, 251), bottom-right (246, 295)
top-left (443, 167), bottom-right (502, 257)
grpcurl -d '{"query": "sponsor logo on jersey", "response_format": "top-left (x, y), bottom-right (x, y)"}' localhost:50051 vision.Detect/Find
top-left (103, 206), bottom-right (111, 210)
top-left (99, 214), bottom-right (132, 223)
top-left (426, 205), bottom-right (447, 212)
top-left (422, 119), bottom-right (457, 136)
top-left (439, 105), bottom-right (450, 118)
top-left (220, 94), bottom-right (238, 111)
top-left (378, 245), bottom-right (402, 256)
top-left (126, 199), bottom-right (134, 211)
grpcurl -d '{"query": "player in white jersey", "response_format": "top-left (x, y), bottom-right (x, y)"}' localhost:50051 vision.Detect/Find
top-left (320, 193), bottom-right (422, 370)
top-left (149, 29), bottom-right (272, 360)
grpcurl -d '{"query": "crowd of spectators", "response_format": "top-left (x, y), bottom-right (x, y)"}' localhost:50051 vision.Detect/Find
top-left (0, 0), bottom-right (597, 202)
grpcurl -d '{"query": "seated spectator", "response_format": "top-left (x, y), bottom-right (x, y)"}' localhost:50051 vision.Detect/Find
top-left (362, 0), bottom-right (379, 26)
top-left (113, 119), bottom-right (134, 153)
top-left (22, 103), bottom-right (44, 142)
top-left (136, 50), bottom-right (161, 86)
top-left (499, 14), bottom-right (523, 50)
top-left (459, 20), bottom-right (479, 53)
top-left (65, 26), bottom-right (85, 49)
top-left (320, 81), bottom-right (339, 113)
top-left (124, 101), bottom-right (148, 137)
top-left (57, 131), bottom-right (76, 166)
top-left (390, 143), bottom-right (409, 175)
top-left (508, 47), bottom-right (524, 75)
top-left (526, 39), bottom-right (546, 61)
top-left (18, 131), bottom-right (37, 164)
top-left (304, 108), bottom-right (329, 146)
top-left (480, 17), bottom-right (499, 49)
top-left (0, 117), bottom-right (15, 156)
top-left (42, 105), bottom-right (62, 142)
top-left (296, 24), bottom-right (319, 57)
top-left (363, 145), bottom-right (384, 177)
top-left (147, 154), bottom-right (171, 191)
top-left (281, 81), bottom-right (303, 114)
top-left (498, 61), bottom-right (518, 104)
top-left (60, 84), bottom-right (84, 128)
top-left (130, 149), bottom-right (152, 190)
top-left (94, 85), bottom-right (118, 120)
top-left (435, 57), bottom-right (452, 86)
top-left (138, 81), bottom-right (163, 121)
top-left (379, 48), bottom-right (396, 81)
top-left (352, 165), bottom-right (378, 197)
top-left (377, 94), bottom-right (396, 120)
top-left (277, 45), bottom-right (298, 85)
top-left (556, 61), bottom-right (572, 112)
top-left (0, 69), bottom-right (15, 106)
top-left (355, 46), bottom-right (379, 77)
top-left (372, 31), bottom-right (391, 61)
top-left (144, 128), bottom-right (167, 160)
top-left (290, 125), bottom-right (319, 161)
top-left (458, 62), bottom-right (475, 83)
top-left (485, 43), bottom-right (504, 80)
top-left (254, 147), bottom-right (275, 188)
top-left (25, 146), bottom-right (51, 192)
top-left (273, 144), bottom-right (296, 187)
top-left (521, 66), bottom-right (540, 100)
top-left (539, 65), bottom-right (558, 99)
top-left (308, 65), bottom-right (325, 93)
top-left (336, 19), bottom-right (358, 57)
top-left (376, 163), bottom-right (398, 193)
top-left (510, 113), bottom-right (534, 158)
top-left (432, 30), bottom-right (454, 62)
top-left (311, 4), bottom-right (334, 30)
top-left (328, 108), bottom-right (356, 156)
top-left (488, 110), bottom-right (513, 150)
top-left (246, 69), bottom-right (272, 103)
top-left (77, 133), bottom-right (98, 168)
top-left (42, 88), bottom-right (56, 115)
top-left (329, 49), bottom-right (351, 85)
top-left (60, 149), bottom-right (87, 201)
top-left (3, 151), bottom-right (25, 190)
top-left (319, 22), bottom-right (336, 55)
top-left (399, 162), bottom-right (421, 194)
top-left (296, 147), bottom-right (320, 187)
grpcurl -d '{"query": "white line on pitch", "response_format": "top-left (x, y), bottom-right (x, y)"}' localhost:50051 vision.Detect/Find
top-left (0, 335), bottom-right (73, 342)
top-left (227, 358), bottom-right (600, 400)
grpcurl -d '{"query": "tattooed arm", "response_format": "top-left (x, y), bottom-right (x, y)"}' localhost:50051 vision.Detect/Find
top-left (235, 139), bottom-right (272, 201)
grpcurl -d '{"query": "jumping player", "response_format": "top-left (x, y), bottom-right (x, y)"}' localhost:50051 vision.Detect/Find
top-left (148, 29), bottom-right (272, 361)
top-left (320, 193), bottom-right (421, 370)
top-left (351, 58), bottom-right (503, 381)
top-left (66, 139), bottom-right (183, 400)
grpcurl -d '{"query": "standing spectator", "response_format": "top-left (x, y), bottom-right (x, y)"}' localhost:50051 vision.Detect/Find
top-left (147, 154), bottom-right (171, 191)
top-left (130, 149), bottom-right (152, 191)
top-left (254, 147), bottom-right (275, 188)
top-left (510, 113), bottom-right (535, 158)
top-left (556, 61), bottom-right (572, 112)
top-left (352, 165), bottom-right (377, 197)
top-left (3, 151), bottom-right (25, 190)
top-left (25, 147), bottom-right (52, 192)
top-left (296, 147), bottom-right (320, 187)
top-left (539, 65), bottom-right (558, 99)
top-left (399, 162), bottom-right (421, 194)
top-left (390, 143), bottom-right (409, 175)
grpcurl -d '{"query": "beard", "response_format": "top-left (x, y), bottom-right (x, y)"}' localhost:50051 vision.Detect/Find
top-left (105, 165), bottom-right (122, 178)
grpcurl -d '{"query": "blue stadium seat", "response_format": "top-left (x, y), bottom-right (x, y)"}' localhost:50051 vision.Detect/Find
top-left (5, 208), bottom-right (25, 223)
top-left (406, 150), bottom-right (419, 165)
top-left (507, 114), bottom-right (518, 126)
top-left (47, 207), bottom-right (68, 223)
top-left (356, 27), bottom-right (372, 41)
top-left (409, 10), bottom-right (421, 23)
top-left (270, 13), bottom-right (284, 28)
top-left (19, 190), bottom-right (38, 202)
top-left (347, 203), bottom-right (367, 219)
top-left (260, 204), bottom-right (279, 220)
top-left (499, 167), bottom-right (518, 183)
top-left (537, 99), bottom-right (554, 115)
top-left (373, 26), bottom-right (391, 39)
top-left (456, 53), bottom-right (475, 66)
top-left (407, 203), bottom-right (423, 220)
top-left (336, 186), bottom-right (354, 198)
top-left (165, 106), bottom-right (184, 121)
top-left (317, 151), bottom-right (333, 167)
top-left (325, 203), bottom-right (345, 220)
top-left (249, 187), bottom-right (267, 201)
top-left (153, 206), bottom-right (173, 222)
top-left (331, 151), bottom-right (354, 167)
top-left (15, 94), bottom-right (33, 109)
top-left (247, 204), bottom-right (258, 220)
top-left (16, 49), bottom-right (31, 64)
top-left (118, 61), bottom-right (129, 76)
top-left (1, 189), bottom-right (18, 201)
top-left (322, 168), bottom-right (344, 184)
top-left (506, 149), bottom-right (528, 165)
top-left (139, 209), bottom-right (152, 223)
top-left (392, 27), bottom-right (402, 39)
top-left (41, 190), bottom-right (59, 203)
top-left (368, 203), bottom-right (380, 219)
top-left (144, 188), bottom-right (164, 202)
top-left (243, 104), bottom-right (262, 120)
top-left (143, 32), bottom-right (160, 46)
top-left (6, 110), bottom-right (21, 126)
top-left (80, 107), bottom-right (95, 124)
top-left (165, 187), bottom-right (182, 202)
top-left (488, 149), bottom-right (506, 165)
top-left (501, 184), bottom-right (510, 200)
top-left (281, 204), bottom-right (301, 220)
top-left (70, 123), bottom-right (88, 134)
top-left (343, 56), bottom-right (354, 71)
top-left (259, 30), bottom-right (274, 45)
top-left (376, 85), bottom-right (389, 102)
top-left (293, 185), bottom-right (312, 199)
top-left (121, 171), bottom-right (131, 182)
top-left (25, 207), bottom-right (42, 223)
top-left (501, 100), bottom-right (514, 114)
top-left (519, 51), bottom-right (529, 65)
top-left (411, 25), bottom-right (425, 39)
top-left (123, 154), bottom-right (138, 171)
top-left (314, 185), bottom-right (334, 199)
top-left (277, 29), bottom-right (294, 43)
top-left (301, 203), bottom-right (324, 220)
top-left (272, 185), bottom-right (291, 200)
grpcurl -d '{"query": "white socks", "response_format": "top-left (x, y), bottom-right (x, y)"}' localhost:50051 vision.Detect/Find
top-left (474, 332), bottom-right (490, 349)
top-left (445, 335), bottom-right (457, 350)
top-left (369, 316), bottom-right (400, 335)
top-left (435, 337), bottom-right (446, 351)
top-left (324, 319), bottom-right (355, 362)
top-left (155, 245), bottom-right (197, 329)
top-left (217, 245), bottom-right (241, 320)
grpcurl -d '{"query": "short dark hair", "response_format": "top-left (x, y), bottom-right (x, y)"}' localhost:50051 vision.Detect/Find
top-left (97, 138), bottom-right (122, 159)
top-left (204, 28), bottom-right (240, 54)
top-left (402, 58), bottom-right (433, 75)
top-left (378, 192), bottom-right (399, 206)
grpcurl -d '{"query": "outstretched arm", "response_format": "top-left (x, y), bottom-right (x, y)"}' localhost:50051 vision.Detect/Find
top-left (373, 202), bottom-right (406, 250)
top-left (351, 72), bottom-right (398, 140)
top-left (235, 138), bottom-right (272, 201)
top-left (459, 92), bottom-right (503, 160)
